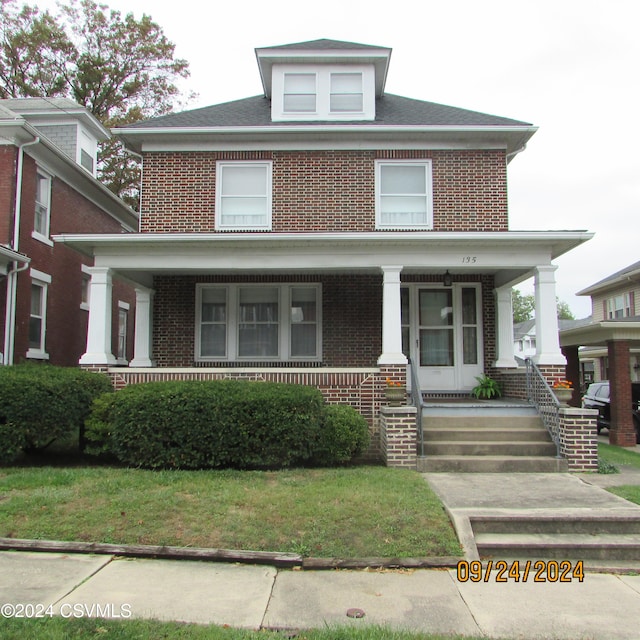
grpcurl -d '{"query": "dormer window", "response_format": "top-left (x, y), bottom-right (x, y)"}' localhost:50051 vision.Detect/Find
top-left (272, 64), bottom-right (374, 122)
top-left (283, 73), bottom-right (316, 113)
top-left (330, 73), bottom-right (363, 112)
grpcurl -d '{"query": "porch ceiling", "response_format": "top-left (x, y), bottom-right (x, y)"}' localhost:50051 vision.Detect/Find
top-left (54, 230), bottom-right (593, 289)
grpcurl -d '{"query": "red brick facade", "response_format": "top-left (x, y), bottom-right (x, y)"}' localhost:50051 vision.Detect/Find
top-left (1, 151), bottom-right (136, 366)
top-left (140, 149), bottom-right (508, 233)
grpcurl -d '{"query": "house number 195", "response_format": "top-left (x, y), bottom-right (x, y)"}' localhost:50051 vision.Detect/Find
top-left (462, 256), bottom-right (477, 263)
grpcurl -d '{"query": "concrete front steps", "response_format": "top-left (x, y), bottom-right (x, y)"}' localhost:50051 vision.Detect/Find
top-left (417, 402), bottom-right (568, 473)
top-left (470, 513), bottom-right (640, 568)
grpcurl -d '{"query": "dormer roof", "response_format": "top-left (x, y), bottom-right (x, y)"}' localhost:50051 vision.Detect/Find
top-left (255, 38), bottom-right (391, 98)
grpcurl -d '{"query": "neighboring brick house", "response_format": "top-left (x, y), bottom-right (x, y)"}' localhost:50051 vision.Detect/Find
top-left (561, 261), bottom-right (640, 446)
top-left (0, 98), bottom-right (138, 367)
top-left (56, 39), bottom-right (592, 446)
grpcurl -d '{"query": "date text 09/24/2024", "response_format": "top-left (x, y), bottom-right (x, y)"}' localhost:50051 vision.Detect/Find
top-left (456, 560), bottom-right (584, 583)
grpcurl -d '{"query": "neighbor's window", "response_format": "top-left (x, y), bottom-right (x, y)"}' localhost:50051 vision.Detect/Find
top-left (117, 302), bottom-right (129, 361)
top-left (27, 269), bottom-right (51, 359)
top-left (34, 170), bottom-right (51, 238)
top-left (606, 293), bottom-right (633, 319)
top-left (376, 160), bottom-right (433, 229)
top-left (215, 162), bottom-right (272, 230)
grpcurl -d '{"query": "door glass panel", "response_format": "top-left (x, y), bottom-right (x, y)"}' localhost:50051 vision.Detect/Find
top-left (401, 288), bottom-right (410, 358)
top-left (461, 288), bottom-right (478, 365)
top-left (463, 327), bottom-right (478, 364)
top-left (419, 290), bottom-right (452, 326)
top-left (462, 288), bottom-right (477, 324)
top-left (420, 329), bottom-right (453, 366)
top-left (419, 289), bottom-right (454, 366)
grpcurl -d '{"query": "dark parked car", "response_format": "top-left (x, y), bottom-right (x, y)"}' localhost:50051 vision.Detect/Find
top-left (582, 381), bottom-right (640, 443)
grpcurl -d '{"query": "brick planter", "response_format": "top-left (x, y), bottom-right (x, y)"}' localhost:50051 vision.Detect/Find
top-left (380, 405), bottom-right (418, 469)
top-left (559, 407), bottom-right (598, 472)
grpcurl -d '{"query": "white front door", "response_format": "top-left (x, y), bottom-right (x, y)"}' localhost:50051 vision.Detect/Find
top-left (402, 284), bottom-right (483, 392)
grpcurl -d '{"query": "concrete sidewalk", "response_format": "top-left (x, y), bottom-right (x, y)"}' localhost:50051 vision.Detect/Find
top-left (2, 549), bottom-right (640, 639)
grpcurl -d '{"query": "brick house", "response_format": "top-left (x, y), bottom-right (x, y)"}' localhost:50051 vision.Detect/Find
top-left (561, 260), bottom-right (640, 446)
top-left (0, 98), bottom-right (137, 367)
top-left (56, 39), bottom-right (593, 455)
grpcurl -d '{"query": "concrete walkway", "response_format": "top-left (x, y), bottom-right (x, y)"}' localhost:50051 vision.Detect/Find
top-left (2, 460), bottom-right (640, 638)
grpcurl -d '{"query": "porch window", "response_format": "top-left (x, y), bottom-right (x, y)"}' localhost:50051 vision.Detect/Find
top-left (196, 284), bottom-right (321, 361)
top-left (375, 160), bottom-right (433, 229)
top-left (215, 162), bottom-right (272, 230)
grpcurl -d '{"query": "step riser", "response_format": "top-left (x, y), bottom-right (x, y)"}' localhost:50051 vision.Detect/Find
top-left (472, 519), bottom-right (640, 535)
top-left (477, 544), bottom-right (640, 562)
top-left (417, 457), bottom-right (568, 473)
top-left (424, 443), bottom-right (557, 456)
top-left (423, 416), bottom-right (544, 429)
top-left (425, 429), bottom-right (552, 442)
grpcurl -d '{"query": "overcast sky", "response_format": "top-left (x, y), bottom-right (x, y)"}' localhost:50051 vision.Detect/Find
top-left (37, 0), bottom-right (639, 318)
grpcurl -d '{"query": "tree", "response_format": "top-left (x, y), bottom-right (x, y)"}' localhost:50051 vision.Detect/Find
top-left (512, 288), bottom-right (576, 323)
top-left (0, 0), bottom-right (191, 209)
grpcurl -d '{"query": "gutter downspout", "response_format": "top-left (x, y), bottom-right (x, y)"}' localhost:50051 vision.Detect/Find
top-left (3, 135), bottom-right (39, 365)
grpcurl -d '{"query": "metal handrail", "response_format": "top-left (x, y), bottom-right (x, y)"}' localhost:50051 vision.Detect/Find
top-left (525, 358), bottom-right (562, 458)
top-left (408, 359), bottom-right (426, 458)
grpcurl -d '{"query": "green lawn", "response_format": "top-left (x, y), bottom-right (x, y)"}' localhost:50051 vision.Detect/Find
top-left (1, 618), bottom-right (483, 640)
top-left (0, 464), bottom-right (461, 558)
top-left (598, 442), bottom-right (640, 506)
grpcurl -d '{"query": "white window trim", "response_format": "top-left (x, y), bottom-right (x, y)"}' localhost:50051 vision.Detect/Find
top-left (375, 159), bottom-right (434, 230)
top-left (271, 63), bottom-right (375, 122)
top-left (195, 283), bottom-right (322, 362)
top-left (33, 168), bottom-right (53, 244)
top-left (215, 161), bottom-right (273, 231)
top-left (26, 268), bottom-right (51, 360)
top-left (117, 300), bottom-right (130, 364)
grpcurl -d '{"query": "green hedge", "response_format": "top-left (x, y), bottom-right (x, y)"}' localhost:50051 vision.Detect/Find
top-left (0, 365), bottom-right (112, 462)
top-left (87, 380), bottom-right (371, 470)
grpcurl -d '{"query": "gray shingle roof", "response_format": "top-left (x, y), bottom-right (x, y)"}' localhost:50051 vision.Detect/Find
top-left (578, 260), bottom-right (640, 295)
top-left (123, 93), bottom-right (532, 130)
top-left (257, 38), bottom-right (387, 51)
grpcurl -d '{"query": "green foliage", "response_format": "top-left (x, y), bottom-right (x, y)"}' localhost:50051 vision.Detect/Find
top-left (512, 288), bottom-right (576, 323)
top-left (471, 374), bottom-right (502, 399)
top-left (83, 392), bottom-right (119, 457)
top-left (0, 365), bottom-right (112, 462)
top-left (312, 404), bottom-right (371, 466)
top-left (96, 380), bottom-right (326, 470)
top-left (0, 0), bottom-right (191, 208)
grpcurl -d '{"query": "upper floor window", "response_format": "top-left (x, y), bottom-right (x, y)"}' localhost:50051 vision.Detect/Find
top-left (606, 293), bottom-right (633, 319)
top-left (215, 161), bottom-right (272, 231)
top-left (34, 170), bottom-right (52, 239)
top-left (375, 160), bottom-right (433, 229)
top-left (283, 73), bottom-right (316, 113)
top-left (330, 73), bottom-right (363, 112)
top-left (272, 64), bottom-right (374, 122)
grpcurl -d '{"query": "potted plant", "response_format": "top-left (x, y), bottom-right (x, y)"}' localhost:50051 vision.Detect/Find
top-left (471, 374), bottom-right (502, 399)
top-left (552, 378), bottom-right (573, 405)
top-left (385, 378), bottom-right (406, 406)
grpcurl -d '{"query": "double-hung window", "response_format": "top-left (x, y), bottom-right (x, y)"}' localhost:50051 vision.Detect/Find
top-left (34, 170), bottom-right (52, 239)
top-left (375, 160), bottom-right (433, 229)
top-left (196, 284), bottom-right (321, 361)
top-left (27, 269), bottom-right (51, 360)
top-left (606, 293), bottom-right (633, 319)
top-left (216, 162), bottom-right (272, 230)
top-left (283, 73), bottom-right (316, 113)
top-left (330, 73), bottom-right (363, 113)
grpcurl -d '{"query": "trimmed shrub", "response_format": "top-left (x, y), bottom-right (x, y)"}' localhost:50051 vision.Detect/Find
top-left (0, 364), bottom-right (112, 462)
top-left (312, 404), bottom-right (371, 466)
top-left (100, 380), bottom-right (326, 470)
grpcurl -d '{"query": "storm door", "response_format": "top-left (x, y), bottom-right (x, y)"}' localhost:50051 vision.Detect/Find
top-left (402, 285), bottom-right (483, 391)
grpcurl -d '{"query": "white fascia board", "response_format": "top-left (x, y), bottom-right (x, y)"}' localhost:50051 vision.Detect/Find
top-left (54, 230), bottom-right (593, 270)
top-left (560, 321), bottom-right (640, 347)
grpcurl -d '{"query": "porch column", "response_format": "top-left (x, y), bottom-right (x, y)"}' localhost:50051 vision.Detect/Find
top-left (79, 267), bottom-right (117, 366)
top-left (378, 265), bottom-right (407, 365)
top-left (129, 286), bottom-right (155, 367)
top-left (494, 285), bottom-right (518, 368)
top-left (608, 340), bottom-right (635, 447)
top-left (533, 265), bottom-right (566, 366)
